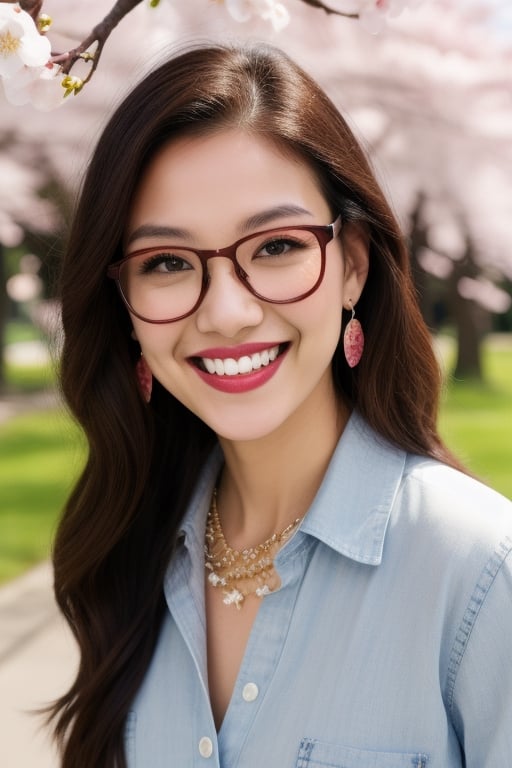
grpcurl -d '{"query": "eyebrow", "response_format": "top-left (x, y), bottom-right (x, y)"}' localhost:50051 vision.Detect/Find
top-left (126, 204), bottom-right (313, 246)
top-left (239, 205), bottom-right (313, 233)
top-left (126, 224), bottom-right (190, 246)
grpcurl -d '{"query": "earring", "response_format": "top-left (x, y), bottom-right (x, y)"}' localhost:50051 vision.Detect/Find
top-left (343, 300), bottom-right (364, 368)
top-left (135, 355), bottom-right (153, 403)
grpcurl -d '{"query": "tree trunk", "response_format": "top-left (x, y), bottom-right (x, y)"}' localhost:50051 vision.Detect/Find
top-left (448, 241), bottom-right (484, 381)
top-left (408, 194), bottom-right (434, 328)
top-left (452, 291), bottom-right (483, 380)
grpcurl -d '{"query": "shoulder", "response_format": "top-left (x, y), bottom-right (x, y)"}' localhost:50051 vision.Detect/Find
top-left (400, 454), bottom-right (512, 539)
top-left (397, 462), bottom-right (512, 739)
top-left (390, 453), bottom-right (512, 592)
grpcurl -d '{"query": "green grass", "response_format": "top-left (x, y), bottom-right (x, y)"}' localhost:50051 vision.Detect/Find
top-left (5, 360), bottom-right (57, 392)
top-left (5, 319), bottom-right (45, 345)
top-left (438, 337), bottom-right (512, 499)
top-left (4, 320), bottom-right (57, 392)
top-left (0, 409), bottom-right (85, 583)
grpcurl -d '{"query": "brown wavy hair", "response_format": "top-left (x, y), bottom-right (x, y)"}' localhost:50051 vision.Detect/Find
top-left (51, 42), bottom-right (463, 766)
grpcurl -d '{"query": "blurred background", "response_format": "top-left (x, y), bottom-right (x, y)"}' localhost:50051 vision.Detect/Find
top-left (0, 2), bottom-right (511, 764)
top-left (1, 0), bottom-right (511, 588)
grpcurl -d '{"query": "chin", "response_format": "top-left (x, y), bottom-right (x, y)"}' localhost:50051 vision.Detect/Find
top-left (198, 412), bottom-right (288, 444)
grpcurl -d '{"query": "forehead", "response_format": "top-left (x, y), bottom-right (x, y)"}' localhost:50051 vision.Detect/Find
top-left (127, 129), bottom-right (329, 239)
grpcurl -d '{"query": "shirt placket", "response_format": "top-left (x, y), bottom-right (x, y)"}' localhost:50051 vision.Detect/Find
top-left (166, 535), bottom-right (221, 767)
top-left (218, 534), bottom-right (311, 767)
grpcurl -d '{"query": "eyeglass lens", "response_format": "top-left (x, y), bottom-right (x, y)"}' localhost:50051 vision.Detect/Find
top-left (118, 227), bottom-right (323, 322)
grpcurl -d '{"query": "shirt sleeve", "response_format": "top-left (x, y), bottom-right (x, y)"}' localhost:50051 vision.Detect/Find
top-left (447, 537), bottom-right (512, 767)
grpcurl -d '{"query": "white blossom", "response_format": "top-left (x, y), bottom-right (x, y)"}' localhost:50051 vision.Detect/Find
top-left (0, 3), bottom-right (51, 78)
top-left (224, 0), bottom-right (290, 31)
top-left (2, 62), bottom-right (63, 110)
top-left (358, 0), bottom-right (422, 34)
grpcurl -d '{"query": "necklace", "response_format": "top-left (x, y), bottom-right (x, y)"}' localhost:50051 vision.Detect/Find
top-left (204, 488), bottom-right (302, 609)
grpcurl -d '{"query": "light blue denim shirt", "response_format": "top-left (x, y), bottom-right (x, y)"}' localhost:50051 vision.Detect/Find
top-left (126, 411), bottom-right (512, 767)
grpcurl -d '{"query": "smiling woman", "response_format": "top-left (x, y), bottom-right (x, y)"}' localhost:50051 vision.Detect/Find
top-left (50, 43), bottom-right (512, 768)
top-left (115, 129), bottom-right (351, 438)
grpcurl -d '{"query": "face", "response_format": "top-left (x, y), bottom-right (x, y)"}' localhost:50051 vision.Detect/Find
top-left (126, 129), bottom-right (368, 442)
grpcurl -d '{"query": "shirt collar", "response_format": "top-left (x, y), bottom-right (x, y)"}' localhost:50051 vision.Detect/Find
top-left (300, 411), bottom-right (406, 565)
top-left (178, 446), bottom-right (222, 548)
top-left (178, 411), bottom-right (406, 568)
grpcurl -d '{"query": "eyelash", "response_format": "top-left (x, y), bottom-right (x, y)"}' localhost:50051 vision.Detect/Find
top-left (140, 254), bottom-right (168, 272)
top-left (256, 237), bottom-right (306, 255)
top-left (139, 253), bottom-right (190, 273)
top-left (131, 234), bottom-right (309, 273)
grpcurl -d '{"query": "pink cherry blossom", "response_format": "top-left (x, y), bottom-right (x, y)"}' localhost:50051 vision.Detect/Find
top-left (358, 0), bottom-right (423, 34)
top-left (224, 0), bottom-right (290, 31)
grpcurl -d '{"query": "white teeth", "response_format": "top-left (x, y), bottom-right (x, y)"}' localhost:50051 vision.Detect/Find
top-left (224, 358), bottom-right (238, 376)
top-left (238, 356), bottom-right (253, 374)
top-left (214, 358), bottom-right (225, 375)
top-left (201, 345), bottom-right (280, 376)
top-left (251, 352), bottom-right (262, 370)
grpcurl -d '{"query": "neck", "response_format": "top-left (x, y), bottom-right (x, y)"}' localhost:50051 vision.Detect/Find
top-left (217, 382), bottom-right (350, 549)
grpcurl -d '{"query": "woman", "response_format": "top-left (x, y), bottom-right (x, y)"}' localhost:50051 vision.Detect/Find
top-left (51, 43), bottom-right (512, 767)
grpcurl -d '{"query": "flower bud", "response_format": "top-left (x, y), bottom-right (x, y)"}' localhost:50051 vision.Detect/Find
top-left (38, 14), bottom-right (52, 33)
top-left (61, 75), bottom-right (84, 98)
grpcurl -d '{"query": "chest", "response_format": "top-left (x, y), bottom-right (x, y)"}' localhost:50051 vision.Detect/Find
top-left (129, 581), bottom-right (459, 768)
top-left (129, 539), bottom-right (463, 767)
top-left (205, 578), bottom-right (261, 729)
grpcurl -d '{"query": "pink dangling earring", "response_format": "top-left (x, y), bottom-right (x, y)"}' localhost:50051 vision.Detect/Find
top-left (135, 355), bottom-right (153, 403)
top-left (343, 300), bottom-right (364, 368)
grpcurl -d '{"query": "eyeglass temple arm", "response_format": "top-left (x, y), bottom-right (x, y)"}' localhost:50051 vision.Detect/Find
top-left (332, 215), bottom-right (343, 238)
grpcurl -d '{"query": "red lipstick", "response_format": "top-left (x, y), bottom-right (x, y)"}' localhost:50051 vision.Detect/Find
top-left (188, 342), bottom-right (289, 394)
top-left (192, 341), bottom-right (281, 358)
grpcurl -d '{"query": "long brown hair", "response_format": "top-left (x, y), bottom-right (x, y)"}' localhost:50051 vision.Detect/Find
top-left (51, 42), bottom-right (462, 766)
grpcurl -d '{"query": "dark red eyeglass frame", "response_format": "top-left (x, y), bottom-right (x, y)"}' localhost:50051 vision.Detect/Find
top-left (107, 215), bottom-right (343, 324)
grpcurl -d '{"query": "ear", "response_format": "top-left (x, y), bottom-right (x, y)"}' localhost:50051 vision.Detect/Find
top-left (341, 222), bottom-right (370, 309)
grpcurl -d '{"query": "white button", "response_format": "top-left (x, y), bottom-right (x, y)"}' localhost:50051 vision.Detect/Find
top-left (198, 736), bottom-right (213, 758)
top-left (242, 682), bottom-right (259, 702)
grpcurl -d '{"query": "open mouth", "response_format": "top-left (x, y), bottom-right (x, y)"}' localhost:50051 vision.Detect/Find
top-left (192, 343), bottom-right (289, 377)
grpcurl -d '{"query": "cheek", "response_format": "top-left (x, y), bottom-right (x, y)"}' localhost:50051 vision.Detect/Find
top-left (304, 261), bottom-right (345, 331)
top-left (285, 282), bottom-right (344, 364)
top-left (299, 267), bottom-right (344, 362)
top-left (132, 324), bottom-right (180, 369)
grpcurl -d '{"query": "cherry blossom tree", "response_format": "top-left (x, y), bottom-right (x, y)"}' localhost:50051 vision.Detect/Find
top-left (0, 0), bottom-right (420, 107)
top-left (0, 0), bottom-right (511, 383)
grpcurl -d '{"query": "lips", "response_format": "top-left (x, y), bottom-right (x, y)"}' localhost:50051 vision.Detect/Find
top-left (188, 342), bottom-right (289, 393)
top-left (199, 344), bottom-right (280, 376)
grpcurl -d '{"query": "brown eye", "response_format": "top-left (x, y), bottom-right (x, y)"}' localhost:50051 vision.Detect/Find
top-left (140, 253), bottom-right (193, 274)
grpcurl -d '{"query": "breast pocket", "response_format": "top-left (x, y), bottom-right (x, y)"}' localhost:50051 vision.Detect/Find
top-left (296, 738), bottom-right (429, 768)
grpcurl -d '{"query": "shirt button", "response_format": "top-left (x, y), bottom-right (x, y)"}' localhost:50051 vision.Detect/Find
top-left (242, 682), bottom-right (259, 702)
top-left (198, 736), bottom-right (213, 758)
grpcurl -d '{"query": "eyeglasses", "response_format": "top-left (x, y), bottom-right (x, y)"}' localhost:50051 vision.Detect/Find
top-left (107, 216), bottom-right (342, 324)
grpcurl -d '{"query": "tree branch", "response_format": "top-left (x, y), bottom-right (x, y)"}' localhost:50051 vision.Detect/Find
top-left (1, 0), bottom-right (361, 94)
top-left (50, 0), bottom-right (143, 83)
top-left (16, 0), bottom-right (42, 22)
top-left (0, 0), bottom-right (41, 13)
top-left (297, 0), bottom-right (358, 18)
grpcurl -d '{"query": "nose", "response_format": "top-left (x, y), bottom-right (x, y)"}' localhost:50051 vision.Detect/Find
top-left (194, 257), bottom-right (264, 337)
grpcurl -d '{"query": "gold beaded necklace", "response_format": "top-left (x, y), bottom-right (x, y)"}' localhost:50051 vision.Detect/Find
top-left (204, 488), bottom-right (302, 609)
